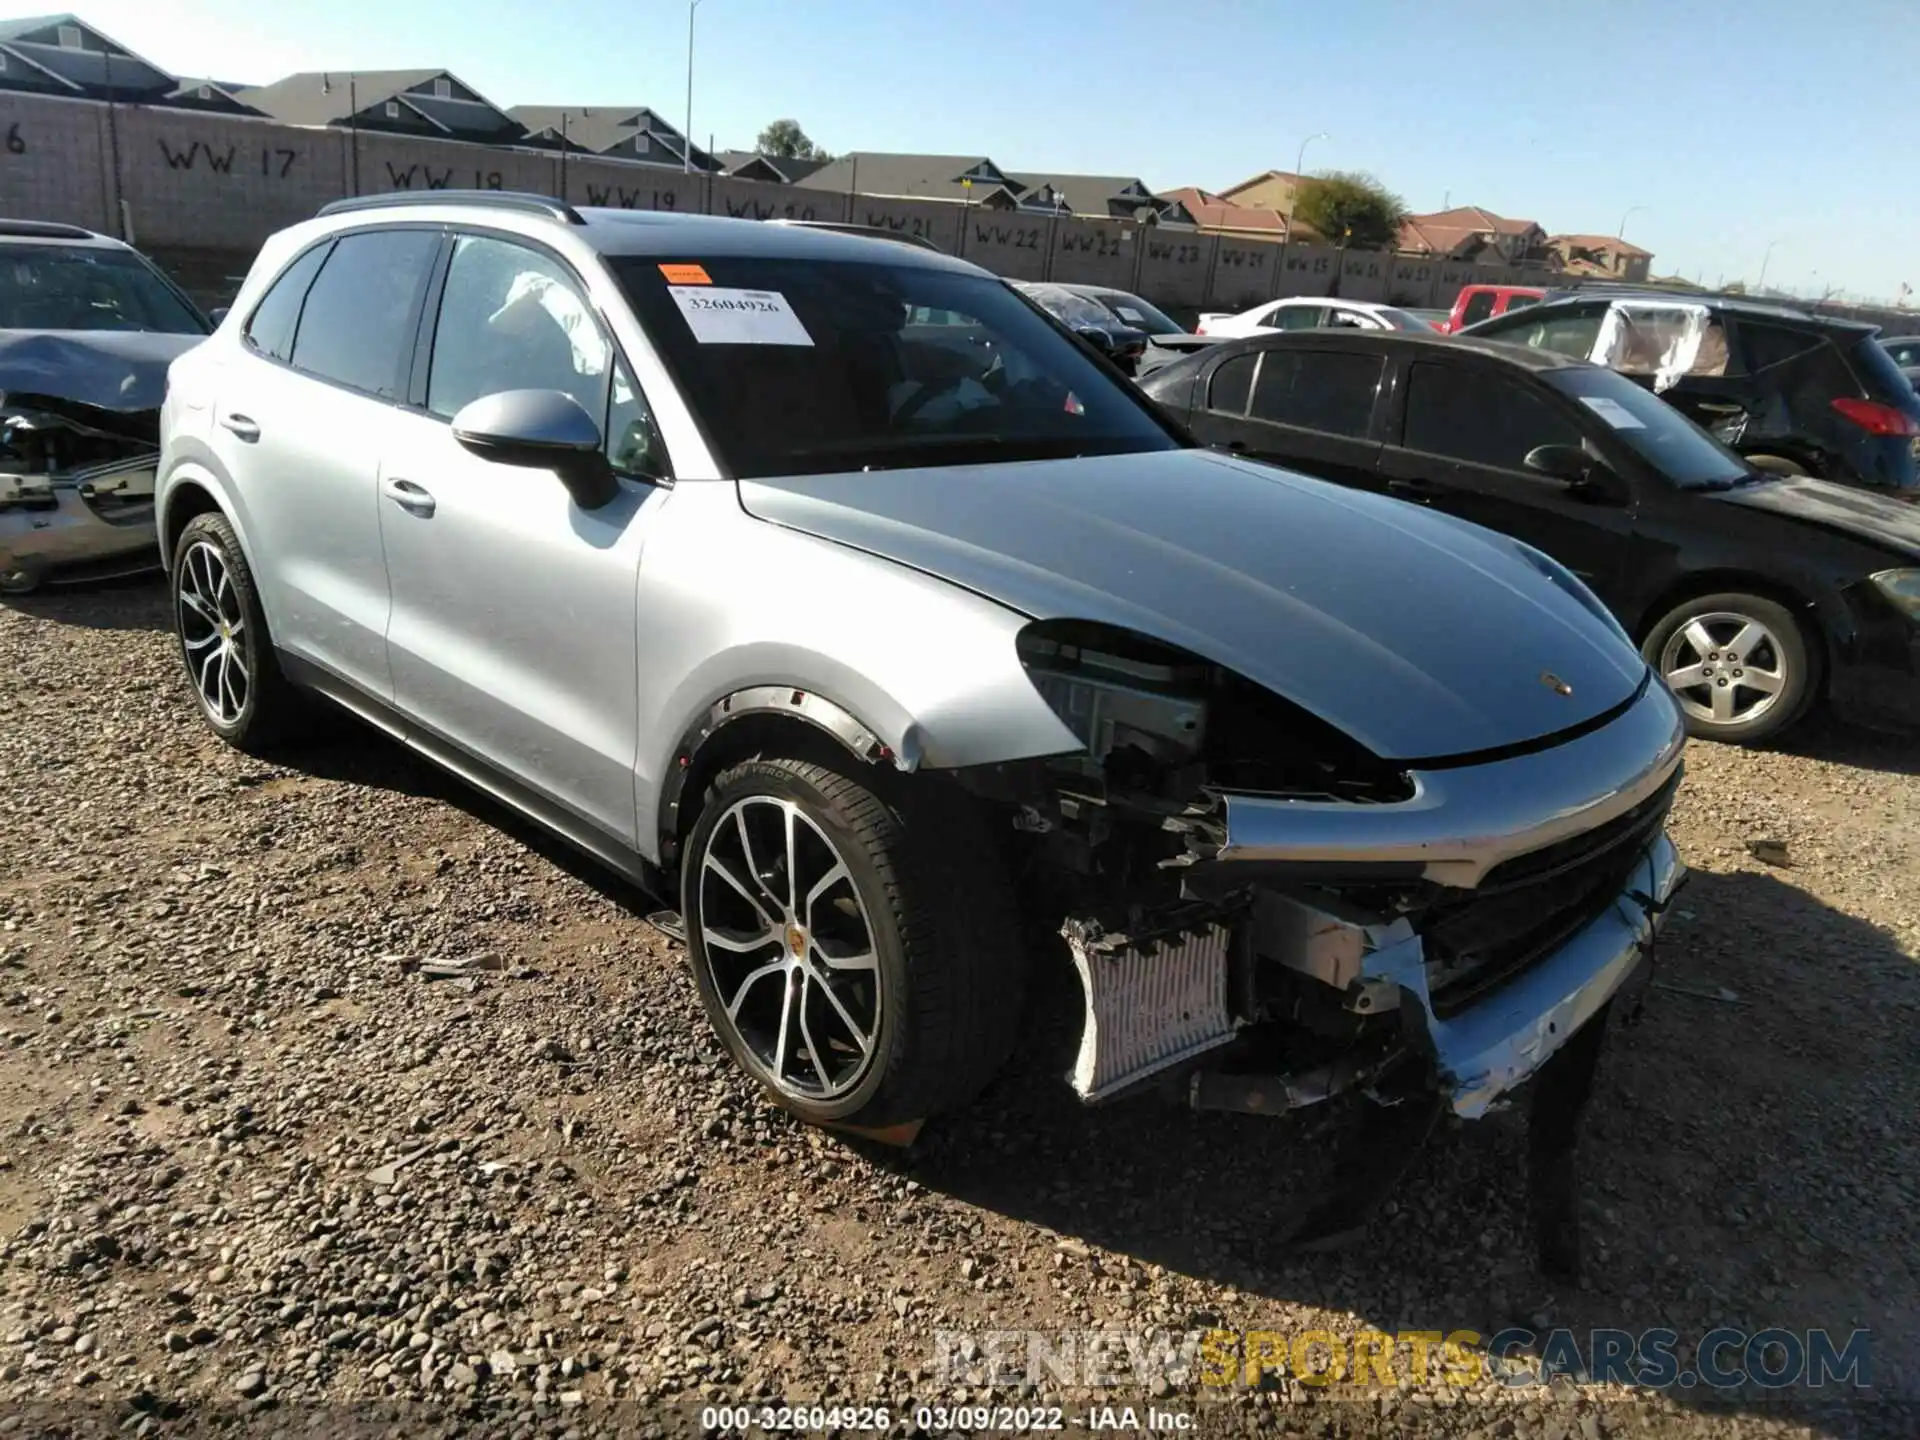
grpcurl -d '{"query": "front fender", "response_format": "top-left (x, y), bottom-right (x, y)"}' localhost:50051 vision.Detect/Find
top-left (631, 485), bottom-right (1081, 862)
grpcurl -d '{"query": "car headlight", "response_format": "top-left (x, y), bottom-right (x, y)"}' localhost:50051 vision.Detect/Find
top-left (1511, 541), bottom-right (1633, 646)
top-left (1870, 568), bottom-right (1920, 620)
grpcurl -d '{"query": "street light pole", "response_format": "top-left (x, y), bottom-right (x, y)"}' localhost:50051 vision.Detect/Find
top-left (684, 0), bottom-right (706, 175)
top-left (1292, 130), bottom-right (1328, 212)
top-left (1757, 237), bottom-right (1782, 292)
top-left (1617, 204), bottom-right (1647, 239)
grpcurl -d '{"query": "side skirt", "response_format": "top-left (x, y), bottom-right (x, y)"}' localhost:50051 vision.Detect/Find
top-left (275, 648), bottom-right (675, 907)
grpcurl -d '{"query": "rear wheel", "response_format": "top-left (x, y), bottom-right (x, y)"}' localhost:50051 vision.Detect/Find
top-left (681, 755), bottom-right (1024, 1128)
top-left (170, 511), bottom-right (311, 753)
top-left (1642, 592), bottom-right (1815, 743)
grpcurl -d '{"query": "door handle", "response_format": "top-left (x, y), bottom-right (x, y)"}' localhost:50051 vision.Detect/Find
top-left (219, 413), bottom-right (260, 442)
top-left (1694, 401), bottom-right (1745, 416)
top-left (1386, 478), bottom-right (1436, 504)
top-left (381, 477), bottom-right (436, 517)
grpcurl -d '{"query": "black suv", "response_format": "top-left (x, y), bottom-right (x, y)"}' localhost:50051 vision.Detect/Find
top-left (1141, 329), bottom-right (1920, 744)
top-left (1461, 292), bottom-right (1920, 495)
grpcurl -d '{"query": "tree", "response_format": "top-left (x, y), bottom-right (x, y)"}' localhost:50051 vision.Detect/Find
top-left (1290, 170), bottom-right (1408, 251)
top-left (755, 119), bottom-right (829, 162)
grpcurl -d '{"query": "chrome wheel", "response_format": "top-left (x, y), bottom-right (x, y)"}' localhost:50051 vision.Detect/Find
top-left (694, 796), bottom-right (882, 1102)
top-left (1659, 610), bottom-right (1786, 728)
top-left (176, 539), bottom-right (249, 726)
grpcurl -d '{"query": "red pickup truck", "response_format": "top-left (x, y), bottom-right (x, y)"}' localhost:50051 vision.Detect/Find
top-left (1435, 284), bottom-right (1544, 335)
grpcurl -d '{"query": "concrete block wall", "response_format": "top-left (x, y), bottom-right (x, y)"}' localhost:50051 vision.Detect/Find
top-left (0, 90), bottom-right (1568, 321)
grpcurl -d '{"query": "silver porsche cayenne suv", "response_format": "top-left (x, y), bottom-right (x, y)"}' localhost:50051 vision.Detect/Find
top-left (157, 194), bottom-right (1685, 1174)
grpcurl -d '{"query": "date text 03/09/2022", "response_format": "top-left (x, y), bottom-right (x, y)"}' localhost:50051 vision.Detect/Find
top-left (698, 1405), bottom-right (1198, 1432)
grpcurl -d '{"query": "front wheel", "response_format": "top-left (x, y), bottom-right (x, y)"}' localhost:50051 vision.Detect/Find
top-left (681, 755), bottom-right (1024, 1129)
top-left (170, 511), bottom-right (310, 753)
top-left (1642, 592), bottom-right (1816, 743)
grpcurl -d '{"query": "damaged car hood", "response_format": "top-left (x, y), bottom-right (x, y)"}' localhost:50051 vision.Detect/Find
top-left (739, 449), bottom-right (1648, 761)
top-left (0, 330), bottom-right (202, 431)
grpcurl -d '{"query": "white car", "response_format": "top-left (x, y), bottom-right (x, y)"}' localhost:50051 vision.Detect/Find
top-left (1196, 296), bottom-right (1438, 338)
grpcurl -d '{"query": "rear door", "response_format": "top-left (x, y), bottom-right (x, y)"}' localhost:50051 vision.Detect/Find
top-left (1378, 358), bottom-right (1635, 601)
top-left (211, 226), bottom-right (441, 700)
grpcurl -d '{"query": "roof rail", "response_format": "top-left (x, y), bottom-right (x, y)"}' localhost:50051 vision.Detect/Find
top-left (316, 191), bottom-right (584, 224)
top-left (0, 220), bottom-right (101, 240)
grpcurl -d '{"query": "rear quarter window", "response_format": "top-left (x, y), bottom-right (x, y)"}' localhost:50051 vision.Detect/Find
top-left (243, 242), bottom-right (331, 364)
top-left (1208, 352), bottom-right (1256, 414)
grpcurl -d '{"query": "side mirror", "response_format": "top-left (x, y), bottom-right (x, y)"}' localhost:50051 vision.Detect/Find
top-left (208, 306), bottom-right (230, 326)
top-left (451, 389), bottom-right (619, 511)
top-left (1075, 326), bottom-right (1116, 354)
top-left (1525, 443), bottom-right (1624, 501)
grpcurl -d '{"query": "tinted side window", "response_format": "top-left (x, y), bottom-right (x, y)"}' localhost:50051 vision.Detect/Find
top-left (1402, 362), bottom-right (1583, 470)
top-left (1207, 352), bottom-right (1256, 414)
top-left (243, 242), bottom-right (330, 364)
top-left (1249, 350), bottom-right (1383, 435)
top-left (428, 234), bottom-right (610, 422)
top-left (1487, 306), bottom-right (1605, 359)
top-left (290, 230), bottom-right (440, 399)
top-left (1270, 305), bottom-right (1323, 331)
top-left (1459, 291), bottom-right (1496, 327)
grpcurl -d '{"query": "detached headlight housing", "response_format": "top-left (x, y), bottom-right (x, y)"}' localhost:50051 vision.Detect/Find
top-left (1870, 568), bottom-right (1920, 620)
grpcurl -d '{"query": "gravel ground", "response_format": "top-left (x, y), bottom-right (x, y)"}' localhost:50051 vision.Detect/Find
top-left (1, 580), bottom-right (1915, 1439)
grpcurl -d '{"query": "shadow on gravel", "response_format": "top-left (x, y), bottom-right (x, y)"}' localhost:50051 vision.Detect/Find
top-left (0, 574), bottom-right (171, 632)
top-left (1771, 711), bottom-right (1920, 779)
top-left (899, 865), bottom-right (1918, 1435)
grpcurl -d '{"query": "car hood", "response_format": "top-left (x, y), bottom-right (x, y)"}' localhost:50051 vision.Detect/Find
top-left (1704, 474), bottom-right (1920, 559)
top-left (0, 329), bottom-right (203, 415)
top-left (739, 449), bottom-right (1648, 761)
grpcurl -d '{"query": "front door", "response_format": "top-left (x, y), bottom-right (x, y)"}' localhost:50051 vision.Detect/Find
top-left (378, 231), bottom-right (673, 846)
top-left (1378, 359), bottom-right (1634, 604)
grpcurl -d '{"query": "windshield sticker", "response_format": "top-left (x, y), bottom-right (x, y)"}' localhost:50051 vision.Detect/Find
top-left (1115, 306), bottom-right (1146, 324)
top-left (658, 263), bottom-right (712, 285)
top-left (668, 286), bottom-right (814, 346)
top-left (1579, 395), bottom-right (1647, 429)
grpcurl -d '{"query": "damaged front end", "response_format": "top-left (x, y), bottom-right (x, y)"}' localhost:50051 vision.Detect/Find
top-left (0, 331), bottom-right (195, 593)
top-left (963, 620), bottom-right (1687, 1123)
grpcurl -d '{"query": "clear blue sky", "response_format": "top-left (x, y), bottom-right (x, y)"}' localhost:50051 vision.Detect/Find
top-left (71, 0), bottom-right (1920, 301)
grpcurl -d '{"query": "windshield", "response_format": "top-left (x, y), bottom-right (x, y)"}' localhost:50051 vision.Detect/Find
top-left (613, 257), bottom-right (1180, 478)
top-left (1546, 366), bottom-right (1751, 489)
top-left (1090, 291), bottom-right (1184, 336)
top-left (0, 244), bottom-right (207, 334)
top-left (1373, 306), bottom-right (1436, 332)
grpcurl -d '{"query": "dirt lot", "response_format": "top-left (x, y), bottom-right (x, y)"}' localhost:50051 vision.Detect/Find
top-left (1, 580), bottom-right (1916, 1439)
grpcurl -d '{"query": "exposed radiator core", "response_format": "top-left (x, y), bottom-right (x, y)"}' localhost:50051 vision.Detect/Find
top-left (1065, 918), bottom-right (1239, 1101)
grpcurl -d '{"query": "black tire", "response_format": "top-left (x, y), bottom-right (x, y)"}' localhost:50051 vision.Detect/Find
top-left (1641, 591), bottom-right (1817, 744)
top-left (170, 511), bottom-right (311, 754)
top-left (1745, 453), bottom-right (1810, 478)
top-left (681, 754), bottom-right (1024, 1128)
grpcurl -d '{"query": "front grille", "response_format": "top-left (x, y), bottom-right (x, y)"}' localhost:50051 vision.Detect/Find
top-left (1422, 772), bottom-right (1679, 1017)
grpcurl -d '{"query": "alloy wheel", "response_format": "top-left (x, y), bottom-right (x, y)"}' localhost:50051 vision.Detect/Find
top-left (694, 796), bottom-right (883, 1102)
top-left (176, 539), bottom-right (250, 726)
top-left (1658, 610), bottom-right (1787, 728)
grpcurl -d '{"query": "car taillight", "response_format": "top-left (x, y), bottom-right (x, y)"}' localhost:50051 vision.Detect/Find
top-left (1831, 396), bottom-right (1920, 437)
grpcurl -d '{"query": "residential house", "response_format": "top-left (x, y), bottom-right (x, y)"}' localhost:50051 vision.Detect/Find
top-left (1157, 185), bottom-right (1312, 242)
top-left (718, 149), bottom-right (830, 185)
top-left (1547, 233), bottom-right (1654, 282)
top-left (1399, 205), bottom-right (1549, 265)
top-left (509, 105), bottom-right (723, 171)
top-left (239, 70), bottom-right (524, 145)
top-left (0, 14), bottom-right (174, 102)
top-left (1216, 169), bottom-right (1311, 216)
top-left (795, 154), bottom-right (1026, 208)
top-left (1008, 171), bottom-right (1188, 223)
top-left (164, 78), bottom-right (264, 116)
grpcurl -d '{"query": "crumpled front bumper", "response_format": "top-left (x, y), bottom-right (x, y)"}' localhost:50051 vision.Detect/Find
top-left (1369, 831), bottom-right (1685, 1117)
top-left (0, 462), bottom-right (159, 592)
